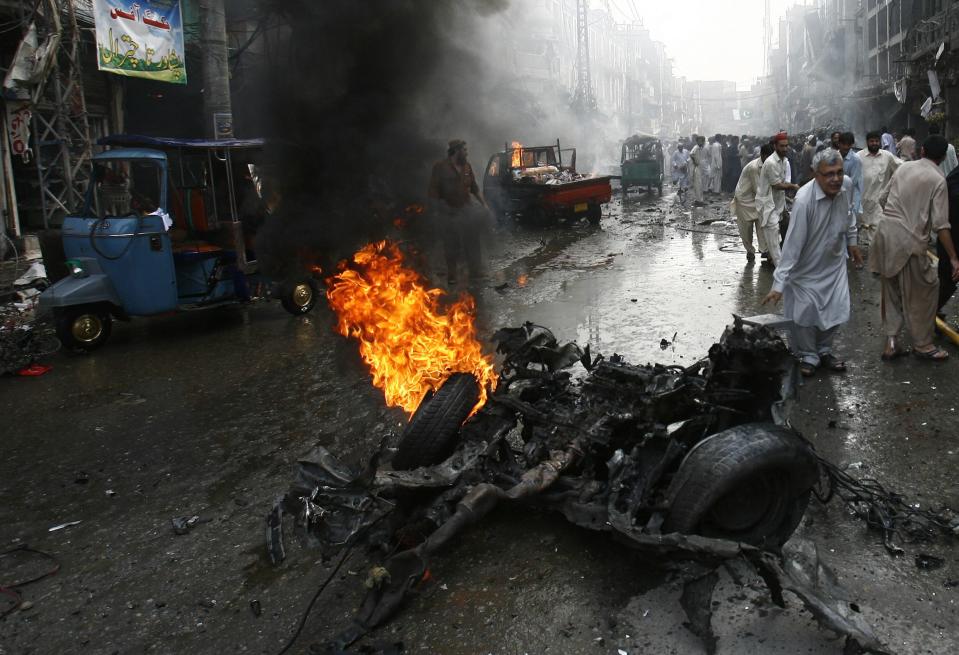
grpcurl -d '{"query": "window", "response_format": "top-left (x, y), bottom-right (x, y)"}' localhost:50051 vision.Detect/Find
top-left (878, 6), bottom-right (888, 43)
top-left (868, 15), bottom-right (877, 49)
top-left (91, 159), bottom-right (163, 219)
top-left (879, 50), bottom-right (889, 78)
top-left (869, 54), bottom-right (878, 75)
top-left (890, 0), bottom-right (901, 35)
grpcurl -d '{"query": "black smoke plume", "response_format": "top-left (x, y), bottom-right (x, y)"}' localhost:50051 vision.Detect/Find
top-left (242, 0), bottom-right (513, 276)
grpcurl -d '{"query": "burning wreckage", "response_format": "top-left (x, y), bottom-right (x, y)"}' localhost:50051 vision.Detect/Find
top-left (268, 310), bottom-right (895, 653)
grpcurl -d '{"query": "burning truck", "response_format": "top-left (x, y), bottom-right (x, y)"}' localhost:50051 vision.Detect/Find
top-left (267, 241), bottom-right (889, 654)
top-left (482, 140), bottom-right (612, 226)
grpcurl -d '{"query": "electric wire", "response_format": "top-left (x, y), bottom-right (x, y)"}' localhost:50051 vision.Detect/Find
top-left (275, 544), bottom-right (355, 655)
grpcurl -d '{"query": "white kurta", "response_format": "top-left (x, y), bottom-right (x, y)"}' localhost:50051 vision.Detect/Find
top-left (732, 157), bottom-right (763, 222)
top-left (756, 153), bottom-right (787, 228)
top-left (708, 142), bottom-right (723, 192)
top-left (772, 177), bottom-right (858, 330)
top-left (941, 144), bottom-right (958, 177)
top-left (671, 149), bottom-right (689, 187)
top-left (861, 149), bottom-right (901, 229)
top-left (689, 145), bottom-right (704, 201)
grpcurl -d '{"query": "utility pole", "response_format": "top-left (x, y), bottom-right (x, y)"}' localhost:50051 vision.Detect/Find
top-left (572, 0), bottom-right (596, 114)
top-left (199, 0), bottom-right (232, 139)
top-left (762, 0), bottom-right (771, 76)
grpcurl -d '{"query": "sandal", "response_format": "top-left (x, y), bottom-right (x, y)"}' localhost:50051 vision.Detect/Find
top-left (818, 354), bottom-right (847, 372)
top-left (799, 362), bottom-right (817, 377)
top-left (913, 346), bottom-right (949, 361)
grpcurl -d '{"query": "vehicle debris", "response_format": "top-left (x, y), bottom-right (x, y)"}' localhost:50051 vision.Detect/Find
top-left (171, 515), bottom-right (202, 535)
top-left (915, 554), bottom-right (945, 571)
top-left (268, 319), bottom-right (893, 654)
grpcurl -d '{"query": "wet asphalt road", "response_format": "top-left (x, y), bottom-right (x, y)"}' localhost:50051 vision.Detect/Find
top-left (2, 186), bottom-right (958, 655)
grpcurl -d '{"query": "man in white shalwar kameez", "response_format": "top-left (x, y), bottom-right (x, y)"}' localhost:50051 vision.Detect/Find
top-left (755, 132), bottom-right (799, 266)
top-left (689, 135), bottom-right (706, 206)
top-left (671, 143), bottom-right (690, 197)
top-left (763, 148), bottom-right (863, 376)
top-left (731, 143), bottom-right (773, 261)
top-left (860, 131), bottom-right (901, 247)
top-left (708, 135), bottom-right (723, 194)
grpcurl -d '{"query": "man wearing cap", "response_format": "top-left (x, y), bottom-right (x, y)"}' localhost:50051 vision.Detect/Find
top-left (756, 131), bottom-right (800, 266)
top-left (428, 139), bottom-right (488, 286)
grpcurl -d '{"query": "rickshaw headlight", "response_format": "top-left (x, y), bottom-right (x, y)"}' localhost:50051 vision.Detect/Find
top-left (66, 259), bottom-right (88, 278)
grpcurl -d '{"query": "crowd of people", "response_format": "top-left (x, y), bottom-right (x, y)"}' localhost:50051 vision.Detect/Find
top-left (668, 126), bottom-right (959, 373)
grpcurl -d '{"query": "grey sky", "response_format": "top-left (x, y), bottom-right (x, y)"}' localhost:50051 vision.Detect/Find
top-left (606, 0), bottom-right (800, 87)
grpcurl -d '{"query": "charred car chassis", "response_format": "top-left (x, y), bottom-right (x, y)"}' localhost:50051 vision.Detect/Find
top-left (268, 319), bottom-right (889, 654)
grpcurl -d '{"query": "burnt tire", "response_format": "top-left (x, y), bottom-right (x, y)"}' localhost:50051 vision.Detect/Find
top-left (391, 373), bottom-right (480, 470)
top-left (280, 279), bottom-right (318, 315)
top-left (663, 423), bottom-right (818, 549)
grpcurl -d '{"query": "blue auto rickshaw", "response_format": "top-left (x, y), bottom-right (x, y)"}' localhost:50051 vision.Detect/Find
top-left (38, 134), bottom-right (318, 351)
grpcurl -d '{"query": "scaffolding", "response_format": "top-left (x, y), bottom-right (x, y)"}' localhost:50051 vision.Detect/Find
top-left (23, 0), bottom-right (94, 228)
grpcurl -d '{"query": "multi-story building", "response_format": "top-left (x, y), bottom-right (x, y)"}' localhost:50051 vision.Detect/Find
top-left (501, 0), bottom-right (691, 137)
top-left (772, 0), bottom-right (959, 139)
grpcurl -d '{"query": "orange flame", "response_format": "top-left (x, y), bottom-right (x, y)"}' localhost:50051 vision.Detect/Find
top-left (510, 141), bottom-right (523, 168)
top-left (326, 241), bottom-right (497, 416)
top-left (516, 274), bottom-right (529, 287)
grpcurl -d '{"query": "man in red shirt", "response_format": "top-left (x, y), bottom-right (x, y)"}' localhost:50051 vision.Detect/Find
top-left (428, 140), bottom-right (488, 286)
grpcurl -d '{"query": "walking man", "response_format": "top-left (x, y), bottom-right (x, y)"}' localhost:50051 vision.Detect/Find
top-left (762, 148), bottom-right (863, 376)
top-left (708, 135), bottom-right (723, 194)
top-left (929, 125), bottom-right (958, 176)
top-left (881, 126), bottom-right (897, 155)
top-left (428, 139), bottom-right (488, 286)
top-left (689, 135), bottom-right (706, 206)
top-left (938, 166), bottom-right (959, 313)
top-left (837, 132), bottom-right (863, 229)
top-left (897, 128), bottom-right (917, 161)
top-left (860, 131), bottom-right (901, 248)
top-left (671, 142), bottom-right (690, 198)
top-left (799, 134), bottom-right (816, 186)
top-left (732, 143), bottom-right (773, 261)
top-left (870, 135), bottom-right (959, 361)
top-left (756, 132), bottom-right (799, 266)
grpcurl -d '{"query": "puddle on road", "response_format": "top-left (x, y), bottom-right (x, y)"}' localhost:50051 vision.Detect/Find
top-left (480, 192), bottom-right (773, 365)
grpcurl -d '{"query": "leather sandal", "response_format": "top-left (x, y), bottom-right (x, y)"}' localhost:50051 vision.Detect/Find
top-left (913, 346), bottom-right (949, 361)
top-left (799, 362), bottom-right (817, 377)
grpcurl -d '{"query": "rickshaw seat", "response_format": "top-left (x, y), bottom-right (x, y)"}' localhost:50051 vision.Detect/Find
top-left (172, 241), bottom-right (227, 265)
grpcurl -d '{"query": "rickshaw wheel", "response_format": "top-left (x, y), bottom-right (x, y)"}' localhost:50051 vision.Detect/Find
top-left (57, 306), bottom-right (112, 352)
top-left (281, 279), bottom-right (318, 315)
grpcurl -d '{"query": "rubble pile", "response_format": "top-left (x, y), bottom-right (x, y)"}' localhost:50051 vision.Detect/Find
top-left (0, 248), bottom-right (58, 375)
top-left (512, 166), bottom-right (591, 185)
